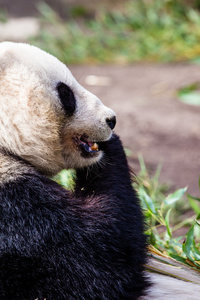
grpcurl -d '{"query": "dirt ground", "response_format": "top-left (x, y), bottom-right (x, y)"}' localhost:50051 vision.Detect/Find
top-left (1, 0), bottom-right (200, 196)
top-left (71, 64), bottom-right (200, 196)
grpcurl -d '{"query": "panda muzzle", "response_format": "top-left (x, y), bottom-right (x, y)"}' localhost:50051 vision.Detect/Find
top-left (74, 135), bottom-right (99, 154)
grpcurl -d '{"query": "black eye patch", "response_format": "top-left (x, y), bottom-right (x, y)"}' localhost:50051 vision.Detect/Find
top-left (56, 82), bottom-right (76, 116)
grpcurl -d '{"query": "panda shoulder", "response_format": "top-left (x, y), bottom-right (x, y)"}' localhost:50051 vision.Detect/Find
top-left (0, 149), bottom-right (68, 206)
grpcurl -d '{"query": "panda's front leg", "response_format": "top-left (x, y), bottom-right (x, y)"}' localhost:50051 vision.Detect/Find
top-left (74, 133), bottom-right (149, 298)
top-left (74, 133), bottom-right (136, 200)
top-left (74, 133), bottom-right (144, 237)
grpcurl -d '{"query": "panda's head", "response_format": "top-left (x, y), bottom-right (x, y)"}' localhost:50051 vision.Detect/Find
top-left (0, 42), bottom-right (116, 176)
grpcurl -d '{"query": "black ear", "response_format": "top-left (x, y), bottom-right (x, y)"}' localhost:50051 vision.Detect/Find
top-left (57, 82), bottom-right (76, 116)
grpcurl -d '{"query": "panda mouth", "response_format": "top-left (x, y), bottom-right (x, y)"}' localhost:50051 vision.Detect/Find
top-left (73, 134), bottom-right (99, 157)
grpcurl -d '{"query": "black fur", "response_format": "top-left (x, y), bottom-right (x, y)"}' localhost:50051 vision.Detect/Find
top-left (57, 82), bottom-right (76, 116)
top-left (0, 134), bottom-right (149, 299)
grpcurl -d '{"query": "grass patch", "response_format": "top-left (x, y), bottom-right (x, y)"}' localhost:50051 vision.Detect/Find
top-left (30, 0), bottom-right (200, 64)
top-left (135, 157), bottom-right (200, 270)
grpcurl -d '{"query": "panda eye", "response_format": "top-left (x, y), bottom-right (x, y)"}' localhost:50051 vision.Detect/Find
top-left (56, 82), bottom-right (76, 116)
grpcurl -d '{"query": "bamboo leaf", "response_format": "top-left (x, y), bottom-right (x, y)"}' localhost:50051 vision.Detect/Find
top-left (178, 91), bottom-right (200, 106)
top-left (196, 220), bottom-right (200, 226)
top-left (188, 195), bottom-right (200, 214)
top-left (192, 247), bottom-right (200, 260)
top-left (197, 212), bottom-right (200, 220)
top-left (188, 193), bottom-right (200, 203)
top-left (150, 230), bottom-right (156, 246)
top-left (164, 187), bottom-right (187, 205)
top-left (139, 189), bottom-right (156, 214)
top-left (183, 224), bottom-right (195, 261)
top-left (165, 209), bottom-right (172, 238)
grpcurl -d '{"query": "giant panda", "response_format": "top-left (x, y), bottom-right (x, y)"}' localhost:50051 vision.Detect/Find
top-left (1, 42), bottom-right (200, 300)
top-left (0, 42), bottom-right (149, 299)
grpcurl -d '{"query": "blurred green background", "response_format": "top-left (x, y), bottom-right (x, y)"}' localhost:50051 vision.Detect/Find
top-left (34, 0), bottom-right (200, 64)
top-left (1, 0), bottom-right (200, 64)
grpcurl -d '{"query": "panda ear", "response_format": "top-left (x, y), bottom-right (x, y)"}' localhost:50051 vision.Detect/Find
top-left (56, 82), bottom-right (76, 117)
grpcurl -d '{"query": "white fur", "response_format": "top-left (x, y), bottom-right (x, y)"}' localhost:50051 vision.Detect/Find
top-left (0, 42), bottom-right (116, 177)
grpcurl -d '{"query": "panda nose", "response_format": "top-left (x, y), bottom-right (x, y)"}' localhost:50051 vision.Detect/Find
top-left (106, 116), bottom-right (116, 130)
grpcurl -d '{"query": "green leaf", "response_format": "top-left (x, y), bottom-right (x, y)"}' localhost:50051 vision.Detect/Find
top-left (150, 229), bottom-right (156, 246)
top-left (170, 254), bottom-right (187, 264)
top-left (182, 223), bottom-right (195, 260)
top-left (192, 248), bottom-right (200, 260)
top-left (178, 91), bottom-right (200, 106)
top-left (188, 194), bottom-right (200, 202)
top-left (139, 188), bottom-right (156, 214)
top-left (165, 209), bottom-right (172, 238)
top-left (53, 169), bottom-right (75, 190)
top-left (188, 195), bottom-right (200, 214)
top-left (196, 219), bottom-right (200, 226)
top-left (138, 154), bottom-right (147, 174)
top-left (124, 148), bottom-right (132, 157)
top-left (153, 163), bottom-right (162, 183)
top-left (177, 83), bottom-right (199, 95)
top-left (164, 187), bottom-right (187, 205)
